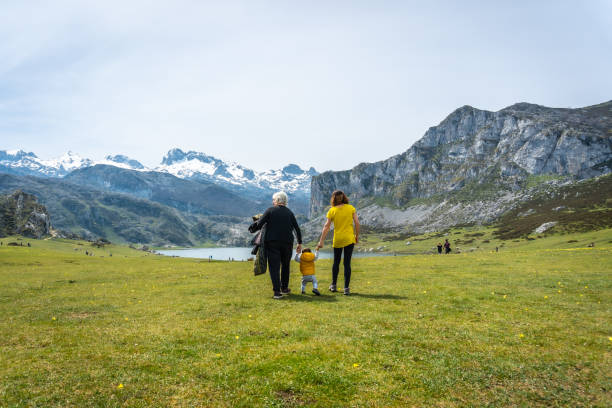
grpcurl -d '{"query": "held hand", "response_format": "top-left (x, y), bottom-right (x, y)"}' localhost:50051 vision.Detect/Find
top-left (355, 235), bottom-right (359, 244)
top-left (296, 244), bottom-right (302, 253)
top-left (316, 243), bottom-right (323, 250)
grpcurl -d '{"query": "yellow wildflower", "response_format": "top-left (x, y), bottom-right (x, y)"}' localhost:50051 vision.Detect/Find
top-left (519, 334), bottom-right (524, 338)
top-left (52, 316), bottom-right (56, 321)
top-left (353, 363), bottom-right (359, 368)
top-left (117, 383), bottom-right (124, 389)
top-left (235, 335), bottom-right (239, 339)
top-left (544, 296), bottom-right (548, 299)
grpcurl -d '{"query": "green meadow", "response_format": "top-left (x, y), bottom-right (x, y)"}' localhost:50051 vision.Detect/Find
top-left (1, 231), bottom-right (611, 407)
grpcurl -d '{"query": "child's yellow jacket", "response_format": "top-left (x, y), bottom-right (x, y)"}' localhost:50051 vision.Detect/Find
top-left (298, 252), bottom-right (316, 276)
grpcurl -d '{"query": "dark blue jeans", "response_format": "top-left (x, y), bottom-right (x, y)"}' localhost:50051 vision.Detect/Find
top-left (332, 243), bottom-right (354, 289)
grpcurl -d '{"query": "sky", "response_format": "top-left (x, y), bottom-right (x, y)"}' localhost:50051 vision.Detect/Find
top-left (1, 0), bottom-right (611, 172)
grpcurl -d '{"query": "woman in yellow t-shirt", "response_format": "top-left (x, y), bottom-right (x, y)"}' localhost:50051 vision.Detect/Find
top-left (316, 190), bottom-right (360, 295)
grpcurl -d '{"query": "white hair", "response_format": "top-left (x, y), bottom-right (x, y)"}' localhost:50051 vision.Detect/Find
top-left (272, 191), bottom-right (288, 205)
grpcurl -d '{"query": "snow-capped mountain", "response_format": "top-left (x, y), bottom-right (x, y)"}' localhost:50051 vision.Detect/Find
top-left (0, 150), bottom-right (147, 177)
top-left (0, 148), bottom-right (318, 209)
top-left (98, 155), bottom-right (147, 170)
top-left (156, 148), bottom-right (318, 198)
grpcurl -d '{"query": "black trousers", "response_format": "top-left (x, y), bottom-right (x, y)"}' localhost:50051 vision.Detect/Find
top-left (266, 241), bottom-right (292, 292)
top-left (332, 243), bottom-right (354, 289)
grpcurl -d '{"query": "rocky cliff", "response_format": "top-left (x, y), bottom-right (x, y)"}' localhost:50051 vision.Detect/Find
top-left (0, 190), bottom-right (51, 238)
top-left (310, 101), bottom-right (612, 220)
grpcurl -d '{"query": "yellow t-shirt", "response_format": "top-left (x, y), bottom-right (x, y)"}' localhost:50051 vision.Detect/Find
top-left (326, 204), bottom-right (356, 248)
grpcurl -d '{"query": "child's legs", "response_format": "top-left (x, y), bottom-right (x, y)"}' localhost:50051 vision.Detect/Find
top-left (311, 275), bottom-right (318, 289)
top-left (301, 276), bottom-right (307, 292)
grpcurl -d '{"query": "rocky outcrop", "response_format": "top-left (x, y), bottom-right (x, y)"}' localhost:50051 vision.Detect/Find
top-left (311, 101), bottom-right (612, 219)
top-left (0, 190), bottom-right (51, 238)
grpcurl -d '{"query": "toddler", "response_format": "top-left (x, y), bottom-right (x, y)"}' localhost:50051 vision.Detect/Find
top-left (294, 248), bottom-right (321, 295)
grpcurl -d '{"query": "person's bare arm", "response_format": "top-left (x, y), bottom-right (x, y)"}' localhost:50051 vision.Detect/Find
top-left (353, 212), bottom-right (360, 244)
top-left (316, 218), bottom-right (332, 250)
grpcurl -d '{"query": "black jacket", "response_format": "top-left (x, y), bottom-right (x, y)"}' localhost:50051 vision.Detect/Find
top-left (249, 205), bottom-right (302, 245)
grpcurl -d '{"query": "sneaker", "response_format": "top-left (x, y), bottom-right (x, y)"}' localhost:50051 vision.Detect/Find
top-left (312, 288), bottom-right (321, 296)
top-left (281, 287), bottom-right (291, 295)
top-left (344, 287), bottom-right (350, 296)
top-left (329, 284), bottom-right (337, 292)
top-left (301, 289), bottom-right (305, 294)
top-left (273, 292), bottom-right (283, 299)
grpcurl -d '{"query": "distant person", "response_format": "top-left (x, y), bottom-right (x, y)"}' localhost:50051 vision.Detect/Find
top-left (437, 242), bottom-right (443, 254)
top-left (316, 190), bottom-right (360, 295)
top-left (294, 248), bottom-right (321, 296)
top-left (444, 239), bottom-right (451, 254)
top-left (249, 191), bottom-right (302, 299)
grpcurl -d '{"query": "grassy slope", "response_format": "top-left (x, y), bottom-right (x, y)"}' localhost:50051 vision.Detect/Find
top-left (1, 232), bottom-right (611, 407)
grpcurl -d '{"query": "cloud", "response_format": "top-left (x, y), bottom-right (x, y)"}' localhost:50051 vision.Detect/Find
top-left (1, 1), bottom-right (611, 171)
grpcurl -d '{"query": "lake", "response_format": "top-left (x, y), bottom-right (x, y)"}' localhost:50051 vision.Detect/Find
top-left (157, 247), bottom-right (397, 261)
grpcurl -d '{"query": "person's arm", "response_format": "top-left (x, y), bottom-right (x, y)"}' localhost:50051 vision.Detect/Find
top-left (316, 218), bottom-right (332, 250)
top-left (290, 211), bottom-right (303, 252)
top-left (353, 211), bottom-right (360, 244)
top-left (249, 208), bottom-right (271, 233)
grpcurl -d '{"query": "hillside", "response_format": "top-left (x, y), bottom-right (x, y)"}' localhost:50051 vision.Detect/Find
top-left (64, 165), bottom-right (260, 217)
top-left (0, 190), bottom-right (50, 238)
top-left (0, 173), bottom-right (252, 246)
top-left (309, 100), bottom-right (612, 231)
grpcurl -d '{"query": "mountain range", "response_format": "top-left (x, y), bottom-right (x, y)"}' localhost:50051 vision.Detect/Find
top-left (0, 148), bottom-right (317, 210)
top-left (1, 100), bottom-right (611, 246)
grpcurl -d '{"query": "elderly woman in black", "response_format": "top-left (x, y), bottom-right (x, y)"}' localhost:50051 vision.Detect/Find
top-left (250, 191), bottom-right (302, 299)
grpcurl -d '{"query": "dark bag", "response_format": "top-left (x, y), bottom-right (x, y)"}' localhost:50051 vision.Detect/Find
top-left (250, 224), bottom-right (267, 276)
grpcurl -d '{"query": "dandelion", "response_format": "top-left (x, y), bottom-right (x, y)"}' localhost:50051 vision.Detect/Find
top-left (557, 281), bottom-right (561, 285)
top-left (608, 337), bottom-right (612, 342)
top-left (248, 314), bottom-right (252, 318)
top-left (353, 363), bottom-right (360, 368)
top-left (491, 292), bottom-right (495, 295)
top-left (124, 317), bottom-right (129, 321)
top-left (503, 295), bottom-right (507, 299)
top-left (423, 290), bottom-right (427, 294)
top-left (580, 294), bottom-right (584, 297)
top-left (558, 290), bottom-right (561, 293)
top-left (235, 335), bottom-right (239, 340)
top-left (524, 308), bottom-right (529, 311)
top-left (584, 286), bottom-right (588, 289)
top-left (52, 316), bottom-right (56, 321)
top-left (216, 353), bottom-right (221, 357)
top-left (117, 383), bottom-right (124, 389)
top-left (519, 334), bottom-right (524, 338)
top-left (544, 296), bottom-right (548, 299)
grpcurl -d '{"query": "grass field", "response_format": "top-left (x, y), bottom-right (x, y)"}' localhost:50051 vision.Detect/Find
top-left (1, 231), bottom-right (611, 407)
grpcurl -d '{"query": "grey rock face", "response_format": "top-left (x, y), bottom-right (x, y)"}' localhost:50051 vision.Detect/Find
top-left (311, 101), bottom-right (612, 217)
top-left (0, 190), bottom-right (51, 238)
